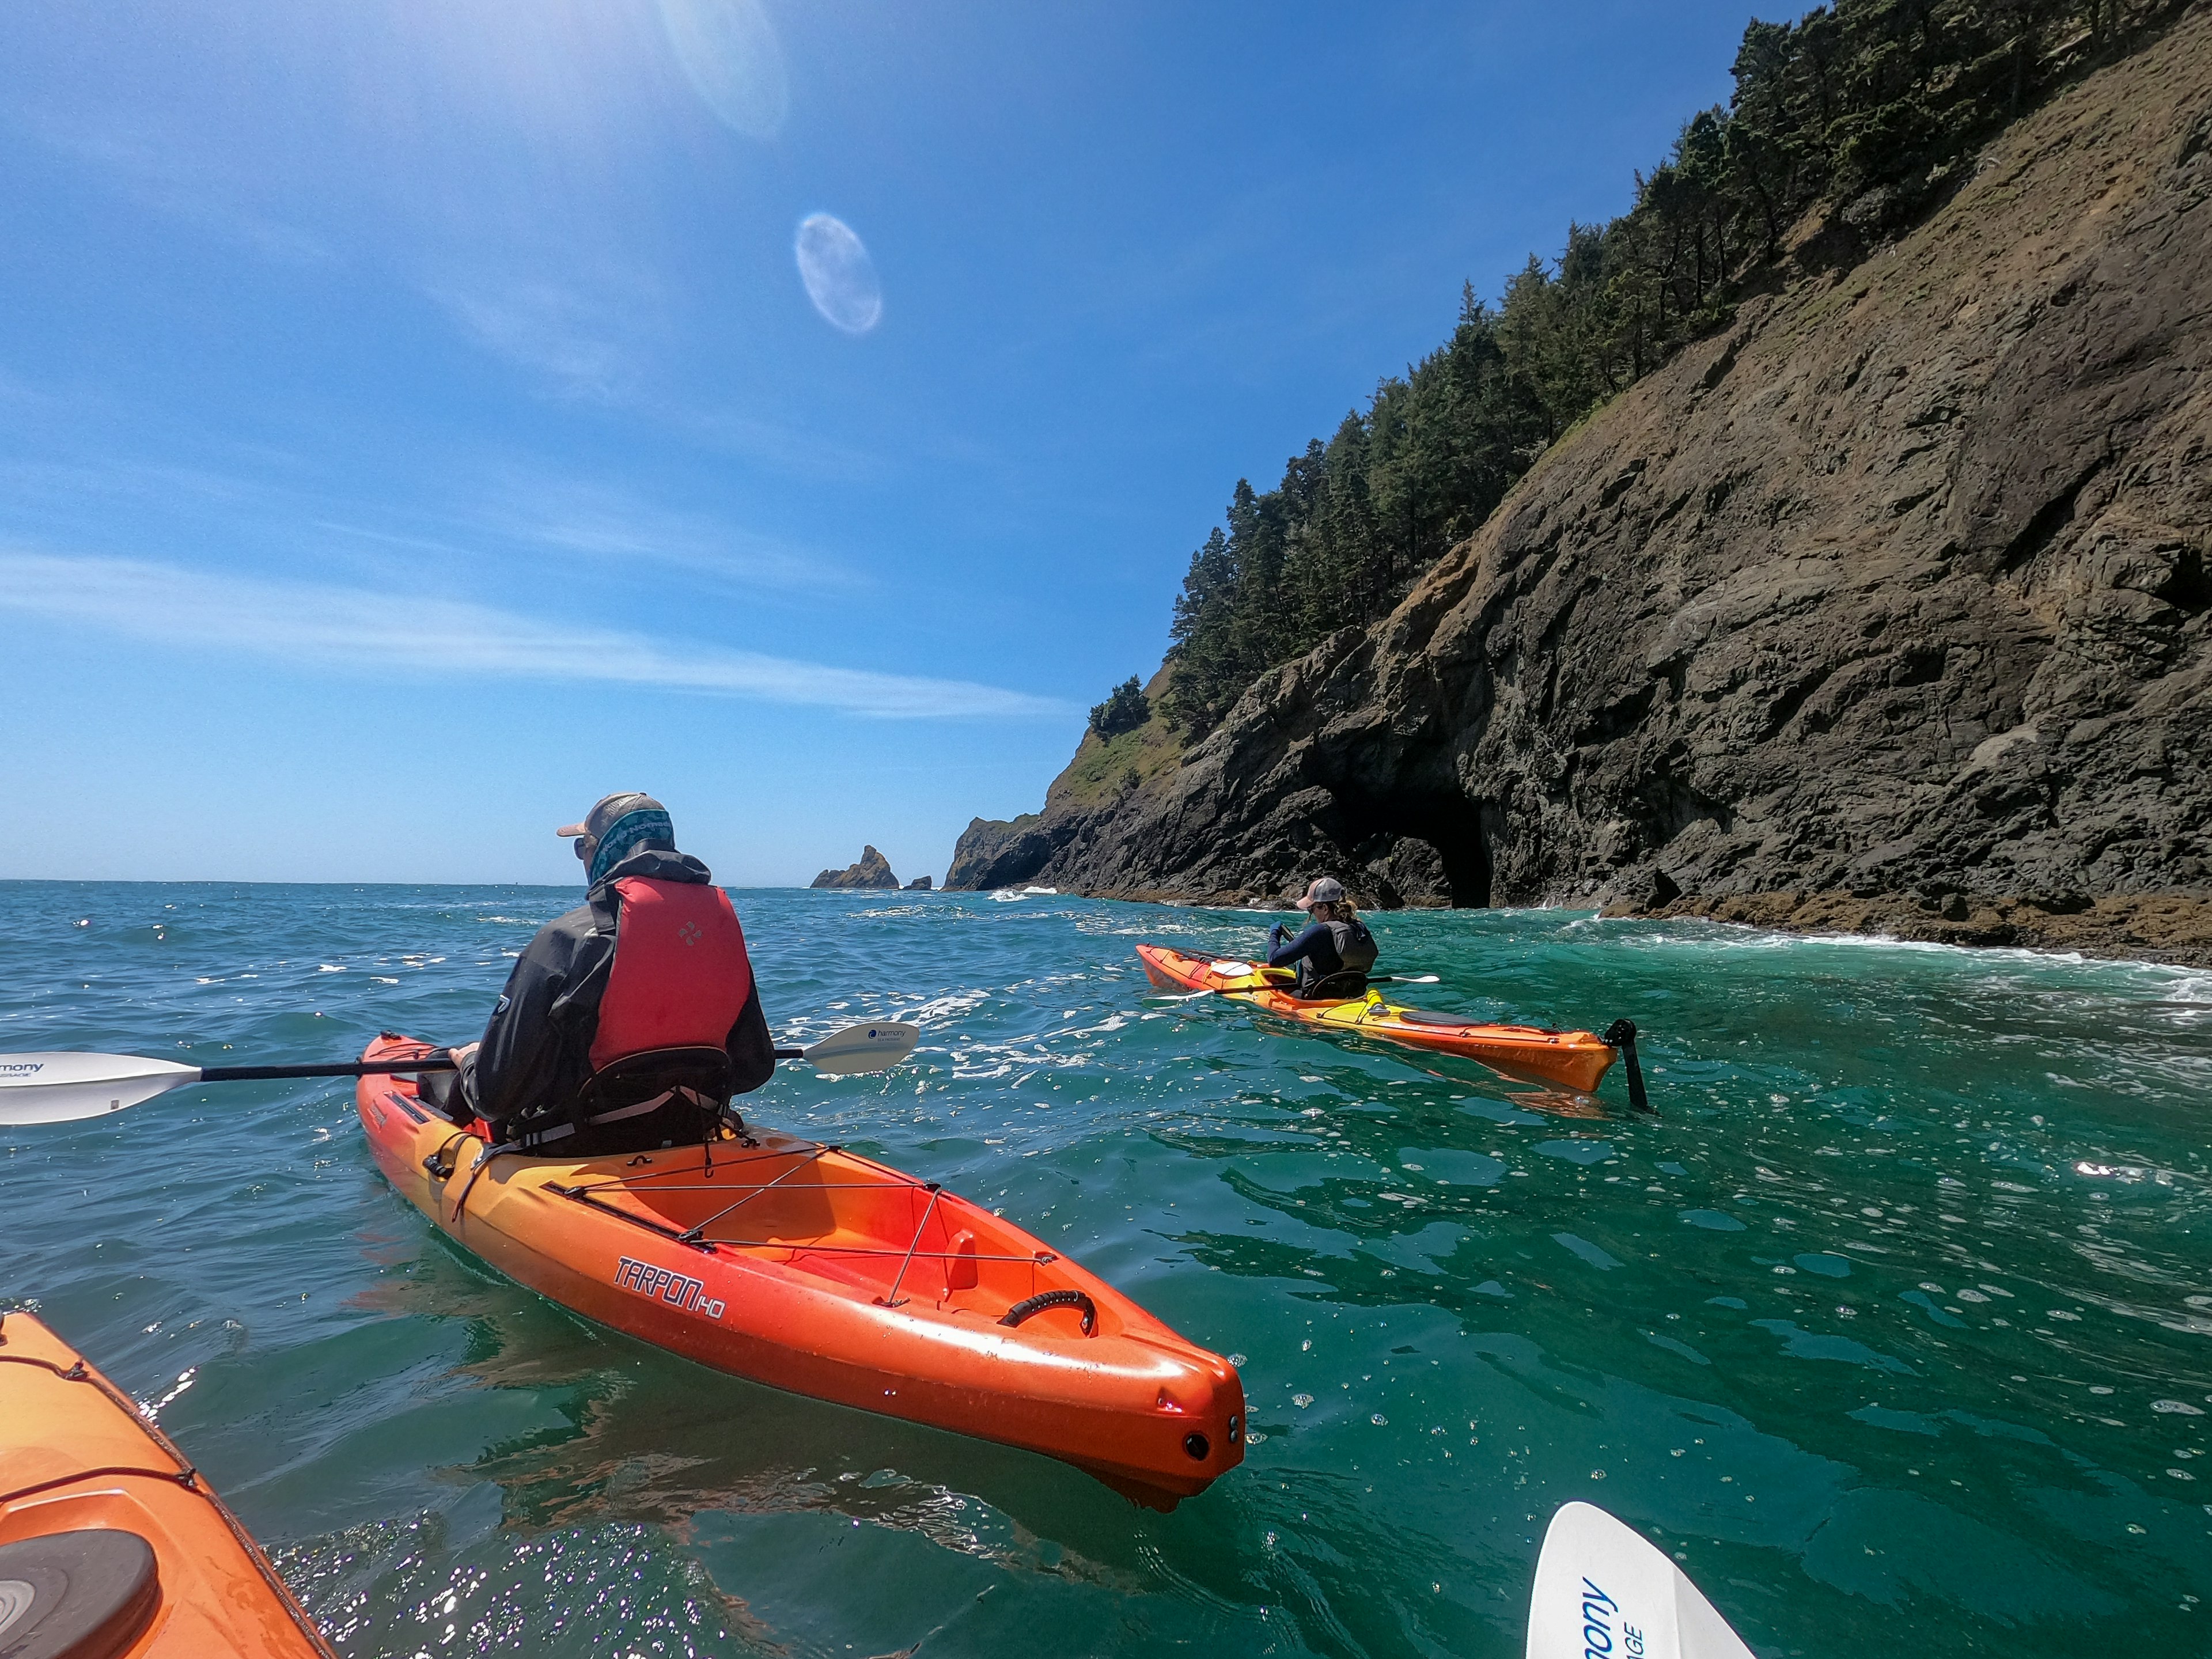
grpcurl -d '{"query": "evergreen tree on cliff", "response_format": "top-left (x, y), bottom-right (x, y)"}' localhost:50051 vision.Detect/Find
top-left (1156, 0), bottom-right (2188, 740)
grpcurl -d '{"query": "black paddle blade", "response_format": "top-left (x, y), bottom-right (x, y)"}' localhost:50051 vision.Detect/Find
top-left (1601, 1019), bottom-right (1652, 1113)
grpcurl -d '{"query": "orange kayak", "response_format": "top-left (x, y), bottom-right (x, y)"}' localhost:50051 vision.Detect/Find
top-left (0, 1311), bottom-right (334, 1658)
top-left (1136, 943), bottom-right (1621, 1093)
top-left (356, 1034), bottom-right (1244, 1506)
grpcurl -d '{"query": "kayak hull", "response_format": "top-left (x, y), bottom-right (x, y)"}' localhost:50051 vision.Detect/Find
top-left (0, 1312), bottom-right (334, 1658)
top-left (1136, 944), bottom-right (1618, 1093)
top-left (355, 1035), bottom-right (1243, 1505)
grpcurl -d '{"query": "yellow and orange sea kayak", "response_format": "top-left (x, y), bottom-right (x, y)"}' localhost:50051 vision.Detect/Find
top-left (357, 1034), bottom-right (1244, 1506)
top-left (1135, 943), bottom-right (1626, 1094)
top-left (0, 1311), bottom-right (334, 1658)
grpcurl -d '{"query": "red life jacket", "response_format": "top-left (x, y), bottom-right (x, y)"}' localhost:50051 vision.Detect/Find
top-left (588, 878), bottom-right (756, 1071)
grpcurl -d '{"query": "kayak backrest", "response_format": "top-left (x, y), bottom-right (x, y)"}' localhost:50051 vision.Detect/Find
top-left (1302, 968), bottom-right (1371, 1001)
top-left (514, 1045), bottom-right (733, 1156)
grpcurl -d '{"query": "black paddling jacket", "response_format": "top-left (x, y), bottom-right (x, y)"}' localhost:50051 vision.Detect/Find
top-left (1267, 914), bottom-right (1379, 995)
top-left (459, 847), bottom-right (775, 1126)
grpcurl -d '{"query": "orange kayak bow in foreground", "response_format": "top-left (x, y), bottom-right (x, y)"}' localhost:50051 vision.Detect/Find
top-left (357, 1034), bottom-right (1244, 1506)
top-left (0, 1311), bottom-right (334, 1658)
top-left (1135, 944), bottom-right (1637, 1097)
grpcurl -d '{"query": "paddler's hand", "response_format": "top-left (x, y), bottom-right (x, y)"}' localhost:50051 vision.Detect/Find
top-left (448, 1043), bottom-right (480, 1070)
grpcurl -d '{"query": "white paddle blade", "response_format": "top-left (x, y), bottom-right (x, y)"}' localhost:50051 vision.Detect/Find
top-left (801, 1022), bottom-right (920, 1076)
top-left (0, 1052), bottom-right (203, 1126)
top-left (1527, 1502), bottom-right (1753, 1659)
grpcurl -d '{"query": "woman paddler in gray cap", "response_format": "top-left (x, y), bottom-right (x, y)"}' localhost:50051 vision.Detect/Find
top-left (1264, 876), bottom-right (1380, 1000)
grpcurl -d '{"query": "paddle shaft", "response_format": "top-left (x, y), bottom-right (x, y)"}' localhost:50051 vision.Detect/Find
top-left (202, 1056), bottom-right (453, 1082)
top-left (1, 1020), bottom-right (917, 1127)
top-left (204, 1048), bottom-right (810, 1081)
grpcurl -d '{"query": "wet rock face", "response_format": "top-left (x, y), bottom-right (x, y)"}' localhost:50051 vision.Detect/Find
top-left (953, 16), bottom-right (2212, 949)
top-left (811, 846), bottom-right (900, 890)
top-left (942, 815), bottom-right (1053, 891)
top-left (906, 875), bottom-right (933, 891)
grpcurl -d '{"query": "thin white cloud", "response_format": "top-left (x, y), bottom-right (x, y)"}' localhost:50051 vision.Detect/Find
top-left (0, 552), bottom-right (1065, 719)
top-left (0, 435), bottom-right (863, 602)
top-left (15, 106), bottom-right (335, 267)
top-left (796, 214), bottom-right (883, 335)
top-left (431, 281), bottom-right (635, 399)
top-left (475, 477), bottom-right (860, 594)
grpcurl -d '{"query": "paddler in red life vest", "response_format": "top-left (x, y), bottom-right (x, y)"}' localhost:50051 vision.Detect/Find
top-left (1266, 876), bottom-right (1380, 999)
top-left (434, 793), bottom-right (776, 1151)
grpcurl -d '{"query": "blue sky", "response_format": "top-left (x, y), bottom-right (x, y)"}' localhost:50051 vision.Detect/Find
top-left (0, 1), bottom-right (1754, 886)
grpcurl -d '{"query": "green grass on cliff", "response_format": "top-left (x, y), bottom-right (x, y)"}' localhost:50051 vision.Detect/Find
top-left (1047, 664), bottom-right (1183, 812)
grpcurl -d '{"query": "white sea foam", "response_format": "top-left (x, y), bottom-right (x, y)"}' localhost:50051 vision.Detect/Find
top-left (901, 990), bottom-right (992, 1027)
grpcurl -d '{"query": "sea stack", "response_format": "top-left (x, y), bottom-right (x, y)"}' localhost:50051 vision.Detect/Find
top-left (810, 846), bottom-right (900, 890)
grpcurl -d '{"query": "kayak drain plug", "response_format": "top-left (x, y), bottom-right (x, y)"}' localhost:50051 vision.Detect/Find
top-left (1183, 1432), bottom-right (1210, 1461)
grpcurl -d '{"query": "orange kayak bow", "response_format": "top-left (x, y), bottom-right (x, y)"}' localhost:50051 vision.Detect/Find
top-left (0, 1311), bottom-right (334, 1658)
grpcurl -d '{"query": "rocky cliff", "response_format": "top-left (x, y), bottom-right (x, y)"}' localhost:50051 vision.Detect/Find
top-left (811, 846), bottom-right (900, 890)
top-left (948, 12), bottom-right (2212, 963)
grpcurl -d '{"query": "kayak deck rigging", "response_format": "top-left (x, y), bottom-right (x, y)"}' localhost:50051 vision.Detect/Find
top-left (552, 1147), bottom-right (1066, 1290)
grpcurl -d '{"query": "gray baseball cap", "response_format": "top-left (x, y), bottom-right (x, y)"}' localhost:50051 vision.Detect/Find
top-left (557, 793), bottom-right (667, 842)
top-left (1293, 876), bottom-right (1346, 910)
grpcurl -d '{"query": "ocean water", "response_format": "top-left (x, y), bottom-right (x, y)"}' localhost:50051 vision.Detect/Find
top-left (3, 880), bottom-right (2210, 1657)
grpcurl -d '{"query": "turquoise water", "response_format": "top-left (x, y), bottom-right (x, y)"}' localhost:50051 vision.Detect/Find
top-left (3, 881), bottom-right (2210, 1656)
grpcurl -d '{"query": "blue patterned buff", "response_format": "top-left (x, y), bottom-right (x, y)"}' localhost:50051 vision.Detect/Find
top-left (588, 809), bottom-right (676, 885)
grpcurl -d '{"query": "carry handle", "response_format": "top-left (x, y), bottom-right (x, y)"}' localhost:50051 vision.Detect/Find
top-left (999, 1288), bottom-right (1097, 1335)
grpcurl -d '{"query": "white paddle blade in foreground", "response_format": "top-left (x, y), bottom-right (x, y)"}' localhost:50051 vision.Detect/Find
top-left (1527, 1502), bottom-right (1754, 1659)
top-left (0, 1052), bottom-right (203, 1126)
top-left (800, 1021), bottom-right (921, 1076)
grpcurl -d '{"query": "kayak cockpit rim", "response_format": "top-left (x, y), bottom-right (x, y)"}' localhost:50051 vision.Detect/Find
top-left (547, 1181), bottom-right (1062, 1263)
top-left (540, 1142), bottom-right (1070, 1273)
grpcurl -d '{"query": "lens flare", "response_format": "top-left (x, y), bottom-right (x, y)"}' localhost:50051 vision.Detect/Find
top-left (658, 0), bottom-right (789, 140)
top-left (795, 213), bottom-right (883, 335)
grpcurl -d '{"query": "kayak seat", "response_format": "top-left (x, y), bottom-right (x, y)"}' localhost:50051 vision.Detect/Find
top-left (1300, 969), bottom-right (1370, 1002)
top-left (510, 1046), bottom-right (733, 1157)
